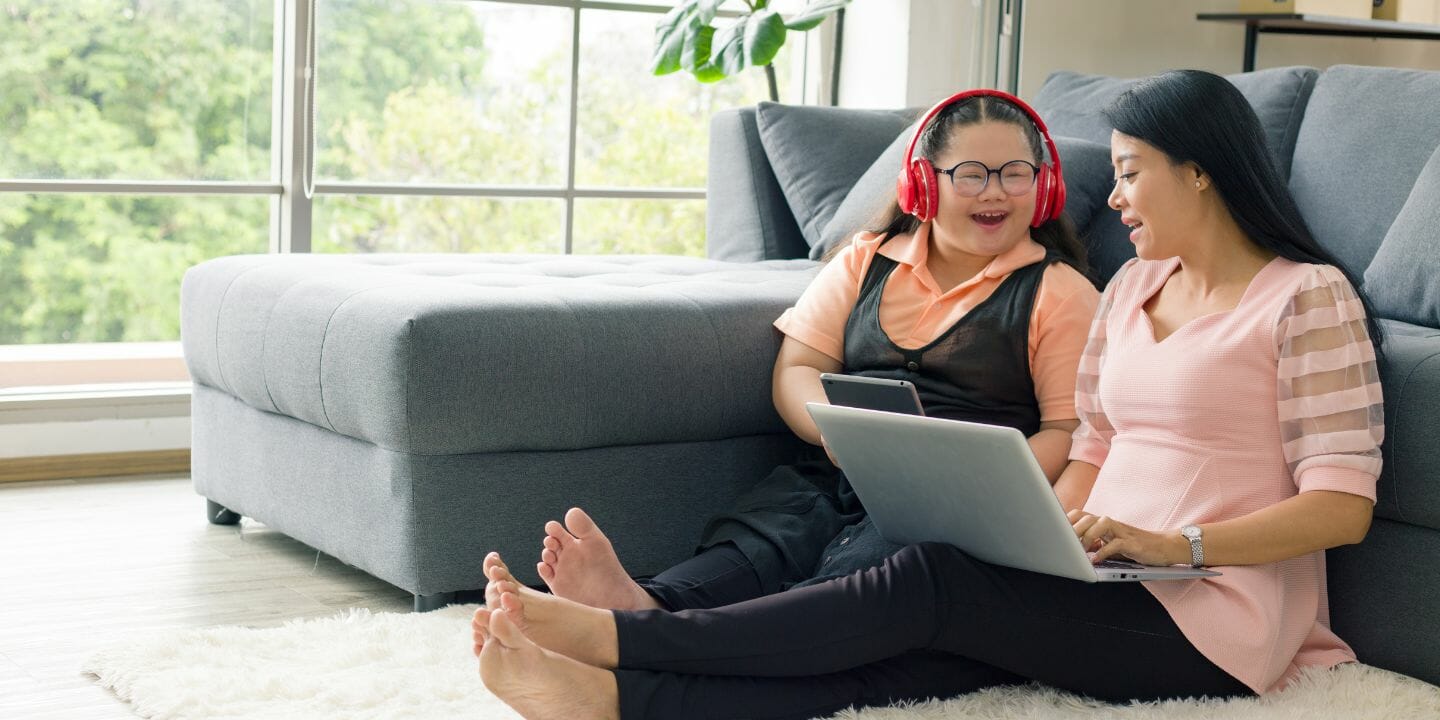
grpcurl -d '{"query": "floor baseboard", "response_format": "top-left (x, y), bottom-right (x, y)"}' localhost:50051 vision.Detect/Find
top-left (0, 449), bottom-right (190, 483)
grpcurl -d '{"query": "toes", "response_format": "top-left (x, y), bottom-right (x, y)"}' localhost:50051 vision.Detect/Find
top-left (541, 548), bottom-right (559, 566)
top-left (472, 608), bottom-right (492, 656)
top-left (488, 601), bottom-right (530, 649)
top-left (542, 535), bottom-right (562, 554)
top-left (486, 578), bottom-right (517, 607)
top-left (564, 507), bottom-right (603, 540)
top-left (537, 561), bottom-right (554, 581)
top-left (483, 552), bottom-right (510, 580)
top-left (486, 556), bottom-right (514, 583)
top-left (545, 520), bottom-right (576, 551)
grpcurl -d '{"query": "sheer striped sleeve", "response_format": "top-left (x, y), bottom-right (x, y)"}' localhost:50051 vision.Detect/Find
top-left (1274, 265), bottom-right (1384, 501)
top-left (1070, 261), bottom-right (1133, 468)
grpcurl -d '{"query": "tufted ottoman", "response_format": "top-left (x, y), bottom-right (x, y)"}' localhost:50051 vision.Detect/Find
top-left (180, 253), bottom-right (818, 610)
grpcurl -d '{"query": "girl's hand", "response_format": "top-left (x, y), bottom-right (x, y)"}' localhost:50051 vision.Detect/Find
top-left (1067, 509), bottom-right (1185, 566)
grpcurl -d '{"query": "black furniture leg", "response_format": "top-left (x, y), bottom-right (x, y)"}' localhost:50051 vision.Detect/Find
top-left (206, 499), bottom-right (242, 525)
top-left (1244, 22), bottom-right (1258, 72)
top-left (414, 592), bottom-right (457, 612)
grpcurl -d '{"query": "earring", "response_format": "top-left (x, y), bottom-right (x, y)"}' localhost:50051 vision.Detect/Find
top-left (1194, 180), bottom-right (1202, 188)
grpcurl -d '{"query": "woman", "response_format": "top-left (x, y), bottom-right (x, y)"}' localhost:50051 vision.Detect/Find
top-left (471, 70), bottom-right (1385, 719)
top-left (531, 90), bottom-right (1098, 614)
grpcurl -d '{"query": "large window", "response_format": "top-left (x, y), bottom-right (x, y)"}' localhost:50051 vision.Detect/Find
top-left (0, 0), bottom-right (274, 350)
top-left (0, 0), bottom-right (814, 379)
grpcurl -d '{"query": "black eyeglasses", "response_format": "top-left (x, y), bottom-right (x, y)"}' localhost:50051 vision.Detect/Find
top-left (934, 160), bottom-right (1038, 197)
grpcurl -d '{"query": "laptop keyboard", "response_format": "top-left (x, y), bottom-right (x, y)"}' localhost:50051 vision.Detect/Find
top-left (1095, 559), bottom-right (1147, 570)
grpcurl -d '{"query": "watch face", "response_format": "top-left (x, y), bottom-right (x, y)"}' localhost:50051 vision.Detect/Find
top-left (1182, 526), bottom-right (1201, 540)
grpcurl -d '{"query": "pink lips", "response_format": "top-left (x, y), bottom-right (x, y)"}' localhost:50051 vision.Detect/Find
top-left (1122, 216), bottom-right (1143, 243)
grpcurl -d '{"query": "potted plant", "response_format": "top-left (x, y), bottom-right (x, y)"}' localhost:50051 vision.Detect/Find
top-left (650, 0), bottom-right (851, 102)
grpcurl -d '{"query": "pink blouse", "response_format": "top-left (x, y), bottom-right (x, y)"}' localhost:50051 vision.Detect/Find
top-left (1071, 256), bottom-right (1384, 694)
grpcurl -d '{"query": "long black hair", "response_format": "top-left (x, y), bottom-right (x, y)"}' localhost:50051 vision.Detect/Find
top-left (1102, 69), bottom-right (1384, 359)
top-left (856, 96), bottom-right (1087, 273)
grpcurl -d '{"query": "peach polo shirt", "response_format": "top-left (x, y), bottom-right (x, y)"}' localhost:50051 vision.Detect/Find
top-left (774, 224), bottom-right (1099, 422)
top-left (1072, 257), bottom-right (1384, 694)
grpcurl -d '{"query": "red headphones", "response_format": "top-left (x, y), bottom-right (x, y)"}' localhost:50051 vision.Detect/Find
top-left (895, 89), bottom-right (1066, 228)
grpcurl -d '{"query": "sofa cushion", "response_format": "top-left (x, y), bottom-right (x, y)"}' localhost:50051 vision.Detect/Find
top-left (706, 108), bottom-right (810, 262)
top-left (1289, 65), bottom-right (1440, 278)
top-left (814, 121), bottom-right (915, 260)
top-left (755, 102), bottom-right (916, 252)
top-left (1364, 144), bottom-right (1440, 327)
top-left (181, 254), bottom-right (819, 456)
top-left (1032, 66), bottom-right (1319, 181)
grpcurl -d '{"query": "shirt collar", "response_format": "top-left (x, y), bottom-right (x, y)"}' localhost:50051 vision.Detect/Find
top-left (878, 222), bottom-right (1049, 291)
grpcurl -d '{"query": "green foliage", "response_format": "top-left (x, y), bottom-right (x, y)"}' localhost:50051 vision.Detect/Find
top-left (650, 0), bottom-right (848, 99)
top-left (1, 0), bottom-right (776, 345)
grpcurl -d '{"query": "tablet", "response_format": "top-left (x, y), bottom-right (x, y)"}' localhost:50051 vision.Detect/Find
top-left (819, 373), bottom-right (925, 416)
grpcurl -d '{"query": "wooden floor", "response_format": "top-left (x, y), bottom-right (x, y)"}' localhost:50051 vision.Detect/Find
top-left (0, 474), bottom-right (415, 719)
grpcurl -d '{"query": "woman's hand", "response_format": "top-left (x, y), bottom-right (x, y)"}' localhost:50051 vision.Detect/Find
top-left (1067, 509), bottom-right (1185, 566)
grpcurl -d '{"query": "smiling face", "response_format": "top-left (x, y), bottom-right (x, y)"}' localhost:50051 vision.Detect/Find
top-left (1108, 130), bottom-right (1204, 260)
top-left (927, 120), bottom-right (1038, 261)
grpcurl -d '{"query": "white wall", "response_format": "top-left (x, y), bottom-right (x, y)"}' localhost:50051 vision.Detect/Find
top-left (0, 417), bottom-right (190, 459)
top-left (1020, 0), bottom-right (1440, 98)
top-left (844, 0), bottom-right (1440, 107)
top-left (837, 0), bottom-right (998, 108)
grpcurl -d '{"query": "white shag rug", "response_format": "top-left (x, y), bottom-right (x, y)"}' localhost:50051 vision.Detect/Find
top-left (84, 604), bottom-right (1440, 720)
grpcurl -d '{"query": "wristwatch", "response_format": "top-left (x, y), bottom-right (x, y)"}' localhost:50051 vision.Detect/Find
top-left (1180, 525), bottom-right (1205, 568)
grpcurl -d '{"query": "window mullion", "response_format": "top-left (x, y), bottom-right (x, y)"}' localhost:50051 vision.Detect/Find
top-left (564, 5), bottom-right (582, 255)
top-left (277, 0), bottom-right (315, 254)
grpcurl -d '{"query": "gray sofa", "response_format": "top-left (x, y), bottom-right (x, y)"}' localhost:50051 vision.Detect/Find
top-left (181, 64), bottom-right (1440, 686)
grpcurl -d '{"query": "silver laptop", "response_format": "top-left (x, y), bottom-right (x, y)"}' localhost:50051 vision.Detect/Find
top-left (807, 403), bottom-right (1219, 583)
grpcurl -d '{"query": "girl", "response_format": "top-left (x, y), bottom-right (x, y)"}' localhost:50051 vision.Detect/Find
top-left (530, 90), bottom-right (1099, 617)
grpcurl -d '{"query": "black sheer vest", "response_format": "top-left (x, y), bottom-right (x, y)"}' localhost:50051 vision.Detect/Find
top-left (841, 250), bottom-right (1059, 437)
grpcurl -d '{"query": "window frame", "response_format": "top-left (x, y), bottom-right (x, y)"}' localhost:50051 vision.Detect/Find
top-left (0, 0), bottom-right (769, 256)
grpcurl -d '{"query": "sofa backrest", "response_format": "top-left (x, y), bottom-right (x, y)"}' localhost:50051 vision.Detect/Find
top-left (706, 107), bottom-right (811, 263)
top-left (1288, 64), bottom-right (1440, 278)
top-left (1032, 66), bottom-right (1319, 182)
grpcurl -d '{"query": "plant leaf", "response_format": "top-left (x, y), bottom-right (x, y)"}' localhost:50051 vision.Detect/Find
top-left (682, 23), bottom-right (715, 72)
top-left (694, 0), bottom-right (725, 26)
top-left (784, 0), bottom-right (850, 31)
top-left (692, 59), bottom-right (728, 83)
top-left (744, 10), bottom-right (786, 68)
top-left (650, 1), bottom-right (699, 75)
top-left (710, 16), bottom-right (747, 78)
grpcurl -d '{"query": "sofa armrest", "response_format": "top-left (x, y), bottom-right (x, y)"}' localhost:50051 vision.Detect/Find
top-left (1374, 321), bottom-right (1440, 532)
top-left (705, 107), bottom-right (809, 262)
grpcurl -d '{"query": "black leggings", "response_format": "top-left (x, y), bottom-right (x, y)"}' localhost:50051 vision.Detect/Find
top-left (615, 543), bottom-right (1251, 719)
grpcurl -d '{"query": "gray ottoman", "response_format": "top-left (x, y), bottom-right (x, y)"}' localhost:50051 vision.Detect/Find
top-left (180, 253), bottom-right (818, 610)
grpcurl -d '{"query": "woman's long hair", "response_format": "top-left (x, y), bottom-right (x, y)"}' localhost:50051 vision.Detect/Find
top-left (858, 96), bottom-right (1087, 274)
top-left (1102, 69), bottom-right (1384, 359)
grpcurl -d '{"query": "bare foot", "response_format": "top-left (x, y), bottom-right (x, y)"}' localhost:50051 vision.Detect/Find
top-left (536, 507), bottom-right (662, 611)
top-left (480, 604), bottom-right (620, 720)
top-left (471, 607), bottom-right (492, 656)
top-left (483, 552), bottom-right (620, 668)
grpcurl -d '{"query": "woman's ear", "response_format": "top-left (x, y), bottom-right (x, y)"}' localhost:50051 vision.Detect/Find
top-left (1187, 163), bottom-right (1209, 191)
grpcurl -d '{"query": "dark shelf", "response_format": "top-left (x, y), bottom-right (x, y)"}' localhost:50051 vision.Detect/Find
top-left (1196, 12), bottom-right (1440, 71)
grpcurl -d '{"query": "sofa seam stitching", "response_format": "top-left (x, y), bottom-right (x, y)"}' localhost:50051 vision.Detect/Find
top-left (316, 284), bottom-right (402, 435)
top-left (210, 262), bottom-right (271, 396)
top-left (1389, 347), bottom-right (1440, 525)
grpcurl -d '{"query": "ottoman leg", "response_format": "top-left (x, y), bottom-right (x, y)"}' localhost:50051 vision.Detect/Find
top-left (206, 499), bottom-right (242, 525)
top-left (414, 592), bottom-right (457, 613)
